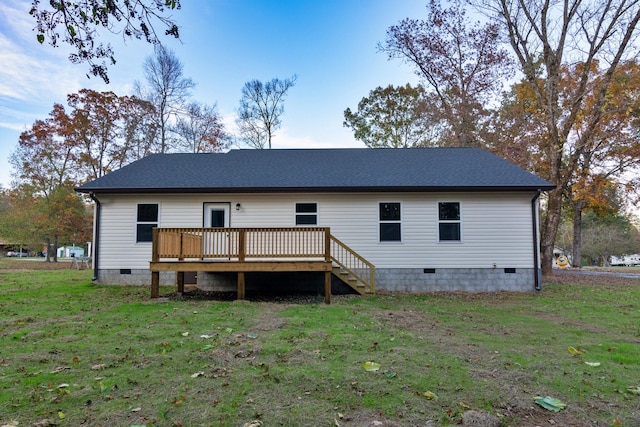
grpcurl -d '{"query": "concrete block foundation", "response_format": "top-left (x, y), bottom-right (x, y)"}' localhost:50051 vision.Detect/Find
top-left (95, 267), bottom-right (539, 293)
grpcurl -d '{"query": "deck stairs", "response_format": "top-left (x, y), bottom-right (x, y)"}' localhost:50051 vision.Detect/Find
top-left (329, 235), bottom-right (375, 295)
top-left (331, 267), bottom-right (373, 294)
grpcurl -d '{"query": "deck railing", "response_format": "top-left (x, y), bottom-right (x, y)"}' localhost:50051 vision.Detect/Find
top-left (153, 227), bottom-right (330, 262)
top-left (152, 227), bottom-right (374, 294)
top-left (330, 235), bottom-right (375, 294)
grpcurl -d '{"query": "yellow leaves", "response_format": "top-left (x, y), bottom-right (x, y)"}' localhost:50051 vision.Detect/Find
top-left (423, 390), bottom-right (437, 400)
top-left (362, 361), bottom-right (381, 372)
top-left (568, 346), bottom-right (585, 356)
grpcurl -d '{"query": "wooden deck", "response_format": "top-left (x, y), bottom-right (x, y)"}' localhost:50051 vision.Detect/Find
top-left (150, 227), bottom-right (375, 303)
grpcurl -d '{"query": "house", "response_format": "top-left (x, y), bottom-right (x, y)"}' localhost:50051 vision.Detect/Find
top-left (75, 148), bottom-right (555, 298)
top-left (57, 245), bottom-right (85, 258)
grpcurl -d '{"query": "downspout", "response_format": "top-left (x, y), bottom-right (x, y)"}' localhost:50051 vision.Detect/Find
top-left (89, 192), bottom-right (101, 282)
top-left (531, 190), bottom-right (542, 291)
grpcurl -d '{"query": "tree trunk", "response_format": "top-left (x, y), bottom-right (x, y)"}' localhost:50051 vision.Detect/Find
top-left (541, 187), bottom-right (563, 275)
top-left (53, 234), bottom-right (58, 262)
top-left (45, 237), bottom-right (51, 263)
top-left (571, 201), bottom-right (584, 268)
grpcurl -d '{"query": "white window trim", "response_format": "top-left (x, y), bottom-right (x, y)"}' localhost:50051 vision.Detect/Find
top-left (378, 201), bottom-right (403, 243)
top-left (437, 201), bottom-right (462, 243)
top-left (135, 202), bottom-right (160, 244)
top-left (294, 202), bottom-right (319, 226)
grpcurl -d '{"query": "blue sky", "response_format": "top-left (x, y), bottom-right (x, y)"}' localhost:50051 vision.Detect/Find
top-left (0, 0), bottom-right (425, 188)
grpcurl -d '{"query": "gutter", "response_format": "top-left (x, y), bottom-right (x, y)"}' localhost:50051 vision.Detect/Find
top-left (89, 192), bottom-right (101, 282)
top-left (531, 190), bottom-right (542, 291)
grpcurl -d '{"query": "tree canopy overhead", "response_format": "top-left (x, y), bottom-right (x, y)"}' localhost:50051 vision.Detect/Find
top-left (30, 0), bottom-right (181, 82)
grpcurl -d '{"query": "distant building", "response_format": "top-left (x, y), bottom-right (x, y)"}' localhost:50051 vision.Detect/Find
top-left (57, 246), bottom-right (85, 258)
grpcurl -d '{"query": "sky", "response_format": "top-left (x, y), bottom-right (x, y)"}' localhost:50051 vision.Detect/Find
top-left (0, 0), bottom-right (426, 189)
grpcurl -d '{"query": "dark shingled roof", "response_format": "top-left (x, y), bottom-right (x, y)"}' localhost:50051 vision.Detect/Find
top-left (75, 148), bottom-right (555, 194)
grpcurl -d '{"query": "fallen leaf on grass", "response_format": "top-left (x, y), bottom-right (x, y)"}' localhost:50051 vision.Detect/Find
top-left (49, 366), bottom-right (69, 373)
top-left (362, 361), bottom-right (380, 371)
top-left (91, 364), bottom-right (107, 370)
top-left (459, 401), bottom-right (472, 409)
top-left (568, 346), bottom-right (585, 355)
top-left (191, 371), bottom-right (205, 378)
top-left (423, 391), bottom-right (437, 400)
top-left (200, 334), bottom-right (214, 339)
top-left (534, 396), bottom-right (566, 412)
top-left (181, 332), bottom-right (189, 337)
top-left (131, 407), bottom-right (141, 412)
top-left (58, 411), bottom-right (66, 419)
top-left (627, 386), bottom-right (640, 395)
top-left (584, 361), bottom-right (601, 367)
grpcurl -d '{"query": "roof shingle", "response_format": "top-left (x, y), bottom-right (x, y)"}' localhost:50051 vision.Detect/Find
top-left (76, 148), bottom-right (555, 193)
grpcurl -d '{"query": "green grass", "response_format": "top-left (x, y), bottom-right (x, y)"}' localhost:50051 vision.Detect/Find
top-left (1, 265), bottom-right (639, 426)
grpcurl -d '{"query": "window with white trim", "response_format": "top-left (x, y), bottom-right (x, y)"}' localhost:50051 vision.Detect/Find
top-left (438, 202), bottom-right (461, 241)
top-left (136, 203), bottom-right (158, 242)
top-left (295, 203), bottom-right (317, 225)
top-left (379, 202), bottom-right (401, 241)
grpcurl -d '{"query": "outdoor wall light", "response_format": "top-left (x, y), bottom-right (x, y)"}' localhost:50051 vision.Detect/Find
top-left (235, 203), bottom-right (241, 210)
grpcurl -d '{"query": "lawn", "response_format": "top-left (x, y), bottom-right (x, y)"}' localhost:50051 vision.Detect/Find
top-left (0, 259), bottom-right (639, 426)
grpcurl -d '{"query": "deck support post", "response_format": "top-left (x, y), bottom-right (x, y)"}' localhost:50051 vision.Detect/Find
top-left (176, 272), bottom-right (184, 295)
top-left (324, 270), bottom-right (331, 304)
top-left (237, 272), bottom-right (245, 300)
top-left (151, 271), bottom-right (160, 298)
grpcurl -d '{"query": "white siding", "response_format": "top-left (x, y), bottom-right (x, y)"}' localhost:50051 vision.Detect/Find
top-left (96, 192), bottom-right (537, 270)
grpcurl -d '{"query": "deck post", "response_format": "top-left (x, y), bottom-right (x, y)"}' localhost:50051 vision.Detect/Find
top-left (237, 272), bottom-right (245, 300)
top-left (151, 271), bottom-right (160, 298)
top-left (324, 227), bottom-right (331, 263)
top-left (151, 228), bottom-right (159, 262)
top-left (324, 228), bottom-right (332, 304)
top-left (176, 271), bottom-right (184, 295)
top-left (324, 271), bottom-right (331, 304)
top-left (238, 229), bottom-right (246, 262)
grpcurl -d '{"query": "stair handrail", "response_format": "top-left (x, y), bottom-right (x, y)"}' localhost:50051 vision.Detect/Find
top-left (330, 234), bottom-right (375, 294)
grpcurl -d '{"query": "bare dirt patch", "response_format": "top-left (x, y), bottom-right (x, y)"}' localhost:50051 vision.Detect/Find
top-left (0, 259), bottom-right (76, 272)
top-left (372, 308), bottom-right (611, 427)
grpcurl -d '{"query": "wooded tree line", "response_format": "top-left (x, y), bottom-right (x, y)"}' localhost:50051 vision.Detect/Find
top-left (344, 0), bottom-right (640, 272)
top-left (1, 34), bottom-right (296, 258)
top-left (4, 0), bottom-right (640, 269)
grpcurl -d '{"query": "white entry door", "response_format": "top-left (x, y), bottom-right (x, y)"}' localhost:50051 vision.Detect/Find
top-left (203, 203), bottom-right (231, 257)
top-left (204, 203), bottom-right (230, 228)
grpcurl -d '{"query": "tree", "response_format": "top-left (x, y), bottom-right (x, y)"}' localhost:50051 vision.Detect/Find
top-left (0, 184), bottom-right (91, 262)
top-left (581, 212), bottom-right (640, 266)
top-left (11, 89), bottom-right (157, 188)
top-left (30, 0), bottom-right (181, 83)
top-left (119, 95), bottom-right (159, 162)
top-left (236, 76), bottom-right (297, 149)
top-left (136, 45), bottom-right (195, 153)
top-left (10, 104), bottom-right (78, 196)
top-left (379, 0), bottom-right (513, 146)
top-left (174, 102), bottom-right (229, 153)
top-left (67, 89), bottom-right (127, 180)
top-left (480, 0), bottom-right (640, 274)
top-left (343, 84), bottom-right (442, 148)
